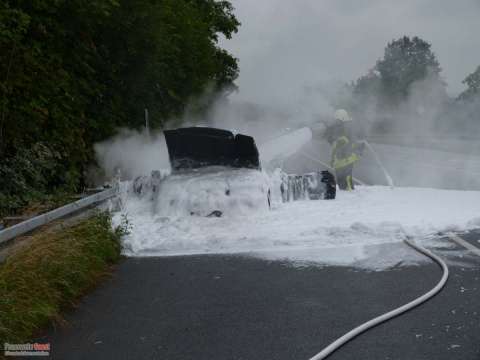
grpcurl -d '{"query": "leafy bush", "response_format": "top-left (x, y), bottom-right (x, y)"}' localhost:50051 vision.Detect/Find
top-left (0, 142), bottom-right (74, 217)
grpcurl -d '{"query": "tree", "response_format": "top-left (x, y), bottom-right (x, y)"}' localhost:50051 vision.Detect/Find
top-left (351, 70), bottom-right (381, 107)
top-left (0, 0), bottom-right (240, 216)
top-left (343, 36), bottom-right (450, 134)
top-left (375, 36), bottom-right (444, 105)
top-left (450, 65), bottom-right (480, 136)
top-left (458, 65), bottom-right (480, 101)
top-left (91, 0), bottom-right (240, 128)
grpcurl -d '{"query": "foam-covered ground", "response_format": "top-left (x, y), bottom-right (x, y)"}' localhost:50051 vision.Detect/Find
top-left (113, 182), bottom-right (480, 270)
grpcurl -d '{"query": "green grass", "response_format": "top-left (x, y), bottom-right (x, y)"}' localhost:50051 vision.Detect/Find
top-left (0, 213), bottom-right (125, 344)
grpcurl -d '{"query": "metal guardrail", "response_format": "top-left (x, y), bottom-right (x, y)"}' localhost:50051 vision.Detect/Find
top-left (0, 187), bottom-right (118, 245)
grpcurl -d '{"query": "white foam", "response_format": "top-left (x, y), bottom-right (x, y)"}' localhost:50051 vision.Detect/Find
top-left (114, 181), bottom-right (480, 269)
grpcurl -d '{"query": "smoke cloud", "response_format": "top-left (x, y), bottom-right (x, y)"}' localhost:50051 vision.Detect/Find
top-left (94, 129), bottom-right (170, 181)
top-left (93, 0), bottom-right (480, 191)
top-left (221, 0), bottom-right (480, 103)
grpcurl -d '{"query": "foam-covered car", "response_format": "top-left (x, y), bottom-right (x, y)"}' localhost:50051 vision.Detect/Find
top-left (133, 127), bottom-right (335, 217)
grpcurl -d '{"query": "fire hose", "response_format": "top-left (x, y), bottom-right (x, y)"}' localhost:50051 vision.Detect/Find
top-left (308, 238), bottom-right (449, 360)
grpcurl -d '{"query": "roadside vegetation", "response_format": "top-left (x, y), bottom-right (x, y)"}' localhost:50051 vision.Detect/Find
top-left (0, 0), bottom-right (240, 217)
top-left (0, 213), bottom-right (126, 343)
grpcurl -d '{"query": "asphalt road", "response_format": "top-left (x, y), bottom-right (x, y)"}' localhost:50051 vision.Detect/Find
top-left (38, 233), bottom-right (480, 360)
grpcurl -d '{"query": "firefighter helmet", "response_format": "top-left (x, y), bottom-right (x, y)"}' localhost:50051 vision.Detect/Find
top-left (334, 109), bottom-right (352, 122)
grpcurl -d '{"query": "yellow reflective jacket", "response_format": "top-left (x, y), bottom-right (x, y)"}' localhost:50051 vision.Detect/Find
top-left (331, 135), bottom-right (361, 170)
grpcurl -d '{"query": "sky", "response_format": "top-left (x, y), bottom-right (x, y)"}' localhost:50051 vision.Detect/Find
top-left (220, 0), bottom-right (480, 106)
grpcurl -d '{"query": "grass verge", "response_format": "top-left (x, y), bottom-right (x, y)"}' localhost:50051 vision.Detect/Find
top-left (0, 212), bottom-right (125, 344)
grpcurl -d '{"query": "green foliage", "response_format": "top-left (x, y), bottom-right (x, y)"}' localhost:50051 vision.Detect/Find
top-left (346, 70), bottom-right (382, 115)
top-left (341, 36), bottom-right (448, 132)
top-left (0, 0), bottom-right (240, 216)
top-left (98, 0), bottom-right (240, 128)
top-left (0, 213), bottom-right (122, 343)
top-left (375, 36), bottom-right (443, 104)
top-left (0, 142), bottom-right (68, 216)
top-left (449, 65), bottom-right (480, 134)
top-left (348, 36), bottom-right (444, 108)
top-left (353, 71), bottom-right (381, 99)
top-left (458, 65), bottom-right (480, 101)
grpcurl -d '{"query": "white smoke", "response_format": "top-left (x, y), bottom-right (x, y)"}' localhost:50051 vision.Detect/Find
top-left (94, 129), bottom-right (170, 181)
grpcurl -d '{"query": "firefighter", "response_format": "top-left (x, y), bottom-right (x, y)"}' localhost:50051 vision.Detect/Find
top-left (325, 109), bottom-right (364, 190)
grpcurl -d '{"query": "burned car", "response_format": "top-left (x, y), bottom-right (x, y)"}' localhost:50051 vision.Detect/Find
top-left (133, 127), bottom-right (335, 217)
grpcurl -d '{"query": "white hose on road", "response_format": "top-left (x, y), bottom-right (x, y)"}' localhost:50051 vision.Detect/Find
top-left (308, 238), bottom-right (449, 360)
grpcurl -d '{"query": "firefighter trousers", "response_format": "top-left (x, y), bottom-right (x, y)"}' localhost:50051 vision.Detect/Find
top-left (335, 164), bottom-right (354, 190)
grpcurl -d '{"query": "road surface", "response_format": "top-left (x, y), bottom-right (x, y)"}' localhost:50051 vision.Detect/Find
top-left (37, 231), bottom-right (480, 360)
